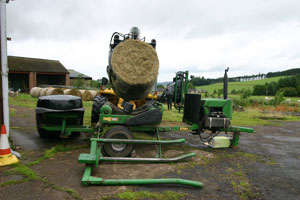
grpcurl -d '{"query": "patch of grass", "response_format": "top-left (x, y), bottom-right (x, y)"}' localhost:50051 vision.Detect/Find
top-left (4, 163), bottom-right (81, 199)
top-left (198, 155), bottom-right (211, 165)
top-left (235, 152), bottom-right (260, 161)
top-left (52, 185), bottom-right (81, 199)
top-left (175, 161), bottom-right (198, 175)
top-left (265, 158), bottom-right (277, 166)
top-left (0, 178), bottom-right (30, 187)
top-left (162, 109), bottom-right (183, 122)
top-left (28, 143), bottom-right (88, 166)
top-left (133, 132), bottom-right (156, 140)
top-left (9, 93), bottom-right (38, 108)
top-left (9, 108), bottom-right (16, 117)
top-left (231, 108), bottom-right (271, 126)
top-left (83, 101), bottom-right (93, 126)
top-left (231, 107), bottom-right (300, 127)
top-left (115, 189), bottom-right (185, 200)
top-left (5, 164), bottom-right (40, 180)
top-left (229, 169), bottom-right (260, 200)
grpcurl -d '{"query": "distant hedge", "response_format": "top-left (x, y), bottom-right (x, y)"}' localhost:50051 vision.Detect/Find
top-left (252, 75), bottom-right (300, 97)
top-left (266, 68), bottom-right (300, 78)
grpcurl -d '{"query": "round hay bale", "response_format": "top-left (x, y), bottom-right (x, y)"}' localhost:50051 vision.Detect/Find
top-left (46, 88), bottom-right (64, 96)
top-left (63, 89), bottom-right (81, 97)
top-left (81, 90), bottom-right (95, 101)
top-left (39, 88), bottom-right (49, 97)
top-left (30, 87), bottom-right (42, 98)
top-left (79, 90), bottom-right (86, 95)
top-left (111, 39), bottom-right (159, 100)
top-left (89, 90), bottom-right (97, 98)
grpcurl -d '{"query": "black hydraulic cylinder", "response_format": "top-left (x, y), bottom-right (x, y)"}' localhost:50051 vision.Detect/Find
top-left (223, 67), bottom-right (229, 99)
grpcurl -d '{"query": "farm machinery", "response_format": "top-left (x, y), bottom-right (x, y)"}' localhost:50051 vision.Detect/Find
top-left (35, 27), bottom-right (253, 188)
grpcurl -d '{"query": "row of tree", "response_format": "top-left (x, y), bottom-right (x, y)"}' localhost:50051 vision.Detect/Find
top-left (190, 68), bottom-right (300, 87)
top-left (266, 68), bottom-right (300, 78)
top-left (190, 73), bottom-right (267, 86)
top-left (253, 75), bottom-right (300, 97)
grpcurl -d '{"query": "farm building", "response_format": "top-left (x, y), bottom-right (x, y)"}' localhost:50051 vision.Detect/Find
top-left (68, 69), bottom-right (92, 87)
top-left (8, 56), bottom-right (70, 92)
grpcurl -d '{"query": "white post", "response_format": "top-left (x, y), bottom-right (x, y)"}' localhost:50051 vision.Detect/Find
top-left (0, 0), bottom-right (10, 136)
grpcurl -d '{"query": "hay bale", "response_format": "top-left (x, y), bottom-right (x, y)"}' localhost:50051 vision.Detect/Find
top-left (81, 90), bottom-right (98, 101)
top-left (30, 87), bottom-right (42, 98)
top-left (63, 89), bottom-right (81, 97)
top-left (45, 88), bottom-right (64, 96)
top-left (90, 90), bottom-right (97, 98)
top-left (39, 88), bottom-right (49, 96)
top-left (79, 90), bottom-right (86, 95)
top-left (110, 39), bottom-right (159, 100)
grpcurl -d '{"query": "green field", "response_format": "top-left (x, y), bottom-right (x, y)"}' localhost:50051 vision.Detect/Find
top-left (9, 93), bottom-right (300, 128)
top-left (197, 76), bottom-right (284, 93)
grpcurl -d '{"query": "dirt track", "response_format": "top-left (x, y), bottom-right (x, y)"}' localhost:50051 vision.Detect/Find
top-left (1, 105), bottom-right (300, 200)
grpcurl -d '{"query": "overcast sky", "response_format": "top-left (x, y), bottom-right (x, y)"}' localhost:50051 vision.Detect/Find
top-left (6, 0), bottom-right (300, 82)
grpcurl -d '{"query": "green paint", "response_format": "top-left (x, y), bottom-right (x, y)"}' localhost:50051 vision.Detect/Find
top-left (79, 136), bottom-right (202, 187)
top-left (203, 98), bottom-right (233, 119)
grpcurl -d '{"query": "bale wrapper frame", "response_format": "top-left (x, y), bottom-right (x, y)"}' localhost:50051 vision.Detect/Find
top-left (35, 27), bottom-right (253, 188)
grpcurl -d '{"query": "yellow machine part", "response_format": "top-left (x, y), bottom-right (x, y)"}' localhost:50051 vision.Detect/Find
top-left (99, 88), bottom-right (157, 110)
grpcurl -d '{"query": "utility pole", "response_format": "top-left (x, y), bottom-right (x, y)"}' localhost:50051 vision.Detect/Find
top-left (0, 0), bottom-right (10, 135)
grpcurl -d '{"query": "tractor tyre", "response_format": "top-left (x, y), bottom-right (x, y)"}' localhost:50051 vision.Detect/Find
top-left (91, 96), bottom-right (108, 124)
top-left (103, 126), bottom-right (134, 157)
top-left (36, 114), bottom-right (61, 138)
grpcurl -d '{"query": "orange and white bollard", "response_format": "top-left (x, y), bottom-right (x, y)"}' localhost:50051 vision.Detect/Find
top-left (0, 125), bottom-right (18, 166)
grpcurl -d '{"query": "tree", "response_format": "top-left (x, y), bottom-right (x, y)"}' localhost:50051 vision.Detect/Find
top-left (157, 84), bottom-right (164, 89)
top-left (188, 82), bottom-right (195, 89)
top-left (217, 89), bottom-right (223, 97)
top-left (279, 87), bottom-right (298, 97)
top-left (74, 75), bottom-right (84, 89)
top-left (271, 91), bottom-right (284, 106)
top-left (252, 85), bottom-right (266, 96)
top-left (240, 89), bottom-right (251, 99)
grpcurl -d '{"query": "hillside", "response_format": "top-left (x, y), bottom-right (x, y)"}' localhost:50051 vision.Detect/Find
top-left (197, 76), bottom-right (285, 93)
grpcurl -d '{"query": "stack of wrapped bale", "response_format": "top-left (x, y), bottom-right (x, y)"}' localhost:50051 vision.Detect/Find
top-left (63, 89), bottom-right (81, 97)
top-left (80, 90), bottom-right (98, 101)
top-left (45, 88), bottom-right (64, 96)
top-left (30, 87), bottom-right (43, 98)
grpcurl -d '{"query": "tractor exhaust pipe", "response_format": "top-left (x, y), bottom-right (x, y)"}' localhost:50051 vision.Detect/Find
top-left (223, 67), bottom-right (229, 99)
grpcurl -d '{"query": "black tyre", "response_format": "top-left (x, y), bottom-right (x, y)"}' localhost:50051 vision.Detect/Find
top-left (36, 114), bottom-right (61, 138)
top-left (103, 126), bottom-right (134, 157)
top-left (91, 96), bottom-right (108, 124)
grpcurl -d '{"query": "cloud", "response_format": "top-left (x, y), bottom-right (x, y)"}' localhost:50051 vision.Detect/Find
top-left (6, 0), bottom-right (300, 81)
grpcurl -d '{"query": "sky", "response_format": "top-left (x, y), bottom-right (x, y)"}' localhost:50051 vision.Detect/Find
top-left (6, 0), bottom-right (300, 82)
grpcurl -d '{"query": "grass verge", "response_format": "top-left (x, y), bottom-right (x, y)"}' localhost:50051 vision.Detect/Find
top-left (112, 189), bottom-right (185, 200)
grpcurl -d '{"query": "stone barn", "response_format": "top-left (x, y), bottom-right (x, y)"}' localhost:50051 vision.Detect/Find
top-left (8, 56), bottom-right (70, 92)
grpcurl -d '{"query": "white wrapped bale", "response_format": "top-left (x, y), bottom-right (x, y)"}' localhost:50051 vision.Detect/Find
top-left (30, 87), bottom-right (42, 98)
top-left (39, 88), bottom-right (49, 96)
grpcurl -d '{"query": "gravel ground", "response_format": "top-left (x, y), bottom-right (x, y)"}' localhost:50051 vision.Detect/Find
top-left (0, 105), bottom-right (299, 200)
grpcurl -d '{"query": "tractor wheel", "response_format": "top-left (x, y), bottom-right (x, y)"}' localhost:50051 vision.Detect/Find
top-left (91, 96), bottom-right (108, 124)
top-left (103, 126), bottom-right (134, 157)
top-left (36, 114), bottom-right (61, 138)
